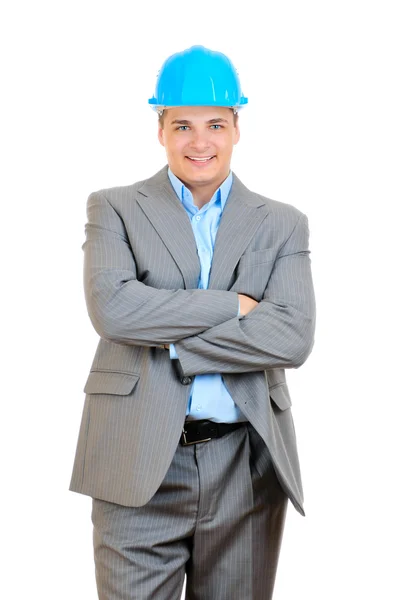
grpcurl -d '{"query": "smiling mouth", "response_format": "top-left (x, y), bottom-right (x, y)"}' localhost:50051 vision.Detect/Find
top-left (186, 156), bottom-right (215, 163)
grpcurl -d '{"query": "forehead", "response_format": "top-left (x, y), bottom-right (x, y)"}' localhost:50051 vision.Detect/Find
top-left (164, 106), bottom-right (234, 124)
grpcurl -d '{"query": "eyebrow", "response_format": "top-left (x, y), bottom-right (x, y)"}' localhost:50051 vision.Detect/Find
top-left (170, 118), bottom-right (229, 125)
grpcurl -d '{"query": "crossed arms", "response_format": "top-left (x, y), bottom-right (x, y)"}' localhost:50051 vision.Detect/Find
top-left (84, 191), bottom-right (316, 375)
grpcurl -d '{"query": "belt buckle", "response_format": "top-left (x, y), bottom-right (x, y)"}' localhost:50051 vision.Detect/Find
top-left (181, 426), bottom-right (212, 446)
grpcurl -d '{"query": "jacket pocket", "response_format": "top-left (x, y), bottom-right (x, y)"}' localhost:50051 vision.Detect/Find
top-left (84, 370), bottom-right (140, 396)
top-left (269, 383), bottom-right (292, 411)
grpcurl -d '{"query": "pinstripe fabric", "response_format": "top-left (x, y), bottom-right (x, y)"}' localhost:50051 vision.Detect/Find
top-left (91, 424), bottom-right (288, 600)
top-left (69, 164), bottom-right (316, 516)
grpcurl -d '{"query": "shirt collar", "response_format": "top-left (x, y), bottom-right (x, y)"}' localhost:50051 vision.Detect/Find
top-left (167, 166), bottom-right (233, 212)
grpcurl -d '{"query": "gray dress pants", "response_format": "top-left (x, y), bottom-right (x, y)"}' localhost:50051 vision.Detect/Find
top-left (91, 423), bottom-right (288, 599)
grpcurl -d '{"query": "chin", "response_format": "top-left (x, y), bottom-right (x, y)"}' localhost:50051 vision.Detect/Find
top-left (185, 164), bottom-right (222, 179)
top-left (187, 172), bottom-right (218, 185)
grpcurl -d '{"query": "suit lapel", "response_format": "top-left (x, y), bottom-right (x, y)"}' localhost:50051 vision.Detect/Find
top-left (136, 165), bottom-right (270, 290)
top-left (208, 174), bottom-right (269, 290)
top-left (137, 166), bottom-right (201, 289)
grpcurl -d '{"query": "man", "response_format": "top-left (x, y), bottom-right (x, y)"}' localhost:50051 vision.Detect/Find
top-left (69, 44), bottom-right (316, 599)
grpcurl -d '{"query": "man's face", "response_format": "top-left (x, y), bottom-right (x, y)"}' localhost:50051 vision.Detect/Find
top-left (158, 106), bottom-right (240, 189)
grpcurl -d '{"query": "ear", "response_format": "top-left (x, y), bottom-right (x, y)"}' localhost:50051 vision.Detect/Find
top-left (233, 120), bottom-right (240, 145)
top-left (158, 126), bottom-right (165, 147)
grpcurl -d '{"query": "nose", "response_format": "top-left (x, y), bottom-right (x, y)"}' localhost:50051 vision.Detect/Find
top-left (189, 129), bottom-right (211, 152)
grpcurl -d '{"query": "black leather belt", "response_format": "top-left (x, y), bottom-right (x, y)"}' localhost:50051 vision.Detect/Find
top-left (180, 419), bottom-right (245, 446)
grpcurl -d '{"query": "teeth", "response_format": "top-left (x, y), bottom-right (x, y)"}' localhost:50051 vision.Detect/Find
top-left (188, 156), bottom-right (214, 161)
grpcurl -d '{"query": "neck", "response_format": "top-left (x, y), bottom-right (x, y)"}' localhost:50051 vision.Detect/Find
top-left (185, 171), bottom-right (230, 209)
top-left (189, 185), bottom-right (217, 209)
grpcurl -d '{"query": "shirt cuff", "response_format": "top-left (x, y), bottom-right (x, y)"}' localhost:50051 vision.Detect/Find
top-left (237, 295), bottom-right (241, 317)
top-left (169, 343), bottom-right (179, 359)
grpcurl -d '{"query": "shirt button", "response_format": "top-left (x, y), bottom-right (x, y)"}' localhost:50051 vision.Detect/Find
top-left (196, 405), bottom-right (202, 411)
top-left (181, 376), bottom-right (192, 385)
top-left (195, 215), bottom-right (201, 221)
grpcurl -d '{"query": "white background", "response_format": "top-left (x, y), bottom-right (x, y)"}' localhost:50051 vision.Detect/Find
top-left (2, 1), bottom-right (397, 598)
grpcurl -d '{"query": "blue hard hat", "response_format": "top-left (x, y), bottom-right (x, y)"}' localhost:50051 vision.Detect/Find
top-left (148, 45), bottom-right (248, 112)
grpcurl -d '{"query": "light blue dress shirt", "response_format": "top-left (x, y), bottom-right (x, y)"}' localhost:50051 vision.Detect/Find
top-left (167, 167), bottom-right (246, 423)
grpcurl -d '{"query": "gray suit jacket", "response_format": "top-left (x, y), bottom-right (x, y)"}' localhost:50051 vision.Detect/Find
top-left (69, 165), bottom-right (316, 516)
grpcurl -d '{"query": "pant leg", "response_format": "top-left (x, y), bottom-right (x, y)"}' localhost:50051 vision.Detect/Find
top-left (185, 424), bottom-right (288, 600)
top-left (91, 443), bottom-right (198, 600)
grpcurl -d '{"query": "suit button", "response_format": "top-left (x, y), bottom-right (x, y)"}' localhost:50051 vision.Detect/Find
top-left (181, 376), bottom-right (193, 385)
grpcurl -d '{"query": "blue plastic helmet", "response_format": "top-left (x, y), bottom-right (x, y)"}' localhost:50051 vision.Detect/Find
top-left (148, 45), bottom-right (248, 114)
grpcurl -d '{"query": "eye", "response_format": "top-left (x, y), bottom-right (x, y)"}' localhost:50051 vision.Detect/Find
top-left (210, 124), bottom-right (223, 130)
top-left (177, 125), bottom-right (190, 131)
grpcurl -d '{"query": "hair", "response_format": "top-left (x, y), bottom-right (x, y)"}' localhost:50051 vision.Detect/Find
top-left (158, 108), bottom-right (239, 129)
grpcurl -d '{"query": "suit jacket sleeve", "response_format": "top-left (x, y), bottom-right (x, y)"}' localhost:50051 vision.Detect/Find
top-left (168, 295), bottom-right (242, 359)
top-left (84, 191), bottom-right (239, 346)
top-left (172, 213), bottom-right (316, 374)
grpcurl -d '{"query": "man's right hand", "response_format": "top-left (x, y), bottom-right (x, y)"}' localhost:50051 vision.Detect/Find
top-left (238, 294), bottom-right (259, 316)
